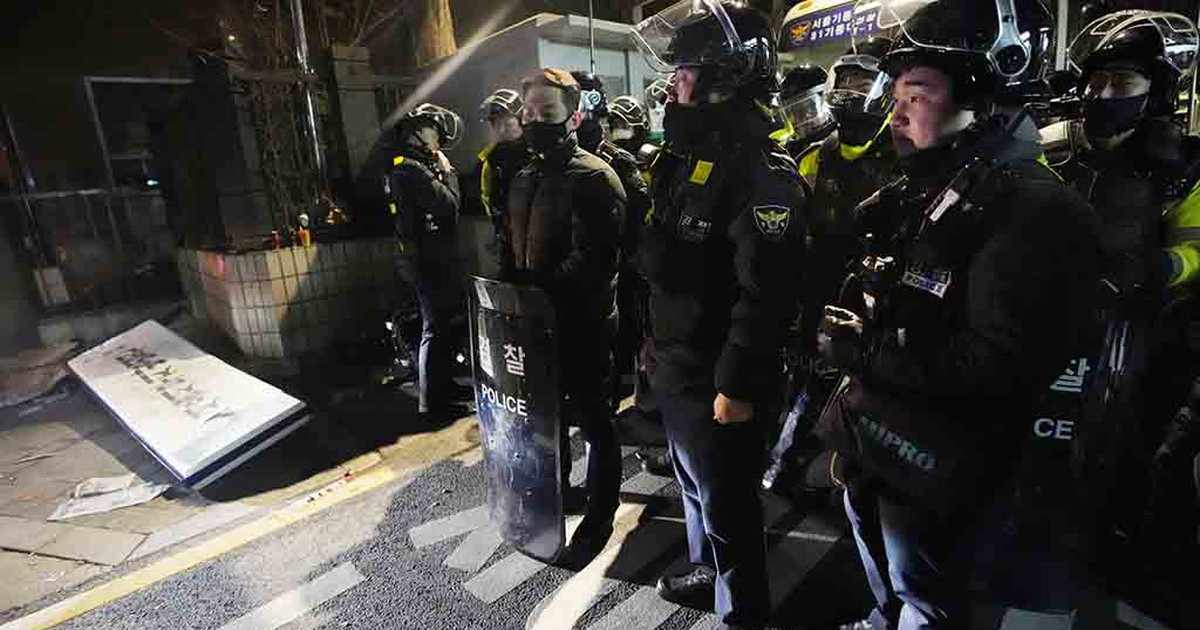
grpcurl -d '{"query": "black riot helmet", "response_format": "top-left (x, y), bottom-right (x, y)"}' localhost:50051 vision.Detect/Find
top-left (570, 71), bottom-right (610, 119)
top-left (479, 88), bottom-right (523, 122)
top-left (633, 0), bottom-right (779, 102)
top-left (867, 0), bottom-right (1053, 107)
top-left (1069, 10), bottom-right (1199, 116)
top-left (780, 65), bottom-right (835, 145)
top-left (609, 96), bottom-right (648, 131)
top-left (826, 36), bottom-right (894, 146)
top-left (402, 103), bottom-right (463, 149)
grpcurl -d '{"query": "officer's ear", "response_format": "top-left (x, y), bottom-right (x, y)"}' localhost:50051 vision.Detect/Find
top-left (566, 111), bottom-right (583, 132)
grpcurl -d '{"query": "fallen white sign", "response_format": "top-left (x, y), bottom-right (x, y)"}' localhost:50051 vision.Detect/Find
top-left (68, 320), bottom-right (309, 488)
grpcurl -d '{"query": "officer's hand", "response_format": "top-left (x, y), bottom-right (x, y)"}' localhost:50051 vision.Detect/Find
top-left (713, 393), bottom-right (753, 425)
top-left (817, 305), bottom-right (865, 371)
top-left (436, 150), bottom-right (453, 174)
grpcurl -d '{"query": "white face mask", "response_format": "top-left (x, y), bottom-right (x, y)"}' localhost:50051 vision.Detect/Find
top-left (610, 128), bottom-right (635, 141)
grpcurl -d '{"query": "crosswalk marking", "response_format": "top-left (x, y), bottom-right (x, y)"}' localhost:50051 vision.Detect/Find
top-left (620, 471), bottom-right (674, 496)
top-left (444, 522), bottom-right (503, 573)
top-left (998, 608), bottom-right (1074, 630)
top-left (408, 505), bottom-right (490, 549)
top-left (216, 563), bottom-right (364, 630)
top-left (464, 551), bottom-right (547, 603)
top-left (766, 515), bottom-right (840, 610)
top-left (687, 615), bottom-right (722, 630)
top-left (1116, 601), bottom-right (1170, 630)
top-left (526, 504), bottom-right (671, 630)
top-left (587, 586), bottom-right (679, 630)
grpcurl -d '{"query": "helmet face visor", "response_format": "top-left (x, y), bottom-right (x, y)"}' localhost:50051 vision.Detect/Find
top-left (632, 0), bottom-right (743, 73)
top-left (1068, 10), bottom-right (1199, 79)
top-left (866, 0), bottom-right (1032, 78)
top-left (781, 90), bottom-right (834, 137)
top-left (413, 104), bottom-right (464, 149)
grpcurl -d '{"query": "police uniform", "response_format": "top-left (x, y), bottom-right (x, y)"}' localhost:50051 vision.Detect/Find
top-left (586, 139), bottom-right (653, 409)
top-left (387, 151), bottom-right (464, 414)
top-left (642, 108), bottom-right (807, 625)
top-left (477, 139), bottom-right (531, 220)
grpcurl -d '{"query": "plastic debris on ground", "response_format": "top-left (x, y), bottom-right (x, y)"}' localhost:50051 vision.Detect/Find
top-left (48, 474), bottom-right (172, 521)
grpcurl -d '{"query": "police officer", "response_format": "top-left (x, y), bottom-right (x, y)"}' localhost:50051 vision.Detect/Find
top-left (1044, 9), bottom-right (1200, 601)
top-left (387, 103), bottom-right (471, 418)
top-left (569, 71), bottom-right (653, 416)
top-left (476, 88), bottom-right (531, 221)
top-left (499, 68), bottom-right (626, 558)
top-left (778, 64), bottom-right (837, 158)
top-left (762, 43), bottom-right (899, 498)
top-left (631, 2), bottom-right (808, 626)
top-left (607, 95), bottom-right (650, 157)
top-left (813, 1), bottom-right (1101, 627)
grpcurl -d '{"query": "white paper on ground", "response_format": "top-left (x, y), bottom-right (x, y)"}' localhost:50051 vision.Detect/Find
top-left (49, 479), bottom-right (171, 521)
top-left (73, 474), bottom-right (138, 498)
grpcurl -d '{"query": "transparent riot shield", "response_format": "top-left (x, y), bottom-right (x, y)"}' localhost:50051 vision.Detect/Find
top-left (468, 275), bottom-right (563, 563)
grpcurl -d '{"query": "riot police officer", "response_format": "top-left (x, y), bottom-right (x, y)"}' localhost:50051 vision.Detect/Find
top-left (778, 64), bottom-right (837, 158)
top-left (499, 68), bottom-right (627, 559)
top-left (813, 1), bottom-right (1101, 627)
top-left (607, 95), bottom-right (650, 157)
top-left (1043, 9), bottom-right (1200, 607)
top-left (762, 42), bottom-right (899, 498)
top-left (569, 71), bottom-right (653, 416)
top-left (631, 2), bottom-right (808, 627)
top-left (476, 88), bottom-right (531, 221)
top-left (387, 103), bottom-right (471, 418)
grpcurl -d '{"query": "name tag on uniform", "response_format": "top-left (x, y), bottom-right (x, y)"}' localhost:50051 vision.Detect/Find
top-left (901, 265), bottom-right (953, 298)
top-left (678, 215), bottom-right (712, 243)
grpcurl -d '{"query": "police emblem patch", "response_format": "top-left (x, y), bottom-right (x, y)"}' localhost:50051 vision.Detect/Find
top-left (753, 205), bottom-right (790, 238)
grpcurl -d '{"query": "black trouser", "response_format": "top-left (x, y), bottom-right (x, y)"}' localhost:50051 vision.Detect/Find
top-left (558, 314), bottom-right (621, 531)
top-left (658, 385), bottom-right (769, 626)
top-left (397, 253), bottom-right (464, 413)
top-left (612, 267), bottom-right (648, 411)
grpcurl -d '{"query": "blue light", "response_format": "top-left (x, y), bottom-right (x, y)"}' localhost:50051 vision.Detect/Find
top-left (146, 179), bottom-right (160, 187)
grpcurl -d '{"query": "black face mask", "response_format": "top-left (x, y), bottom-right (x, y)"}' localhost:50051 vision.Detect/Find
top-left (523, 120), bottom-right (570, 155)
top-left (832, 107), bottom-right (884, 147)
top-left (576, 119), bottom-right (604, 151)
top-left (1084, 93), bottom-right (1149, 142)
top-left (663, 102), bottom-right (729, 148)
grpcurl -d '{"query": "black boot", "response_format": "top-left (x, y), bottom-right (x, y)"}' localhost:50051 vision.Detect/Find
top-left (656, 565), bottom-right (715, 610)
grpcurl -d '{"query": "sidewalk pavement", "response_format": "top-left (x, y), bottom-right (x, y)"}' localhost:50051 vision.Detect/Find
top-left (0, 313), bottom-right (466, 616)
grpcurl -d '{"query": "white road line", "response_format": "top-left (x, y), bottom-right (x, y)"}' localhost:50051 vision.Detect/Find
top-left (687, 615), bottom-right (722, 630)
top-left (587, 586), bottom-right (679, 630)
top-left (464, 551), bottom-right (546, 603)
top-left (216, 563), bottom-right (364, 630)
top-left (444, 522), bottom-right (503, 573)
top-left (407, 505), bottom-right (490, 549)
top-left (767, 515), bottom-right (840, 610)
top-left (998, 608), bottom-right (1074, 630)
top-left (619, 472), bottom-right (674, 496)
top-left (1116, 601), bottom-right (1170, 630)
top-left (527, 508), bottom-right (682, 630)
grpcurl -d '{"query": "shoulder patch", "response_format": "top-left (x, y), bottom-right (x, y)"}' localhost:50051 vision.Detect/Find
top-left (753, 205), bottom-right (791, 238)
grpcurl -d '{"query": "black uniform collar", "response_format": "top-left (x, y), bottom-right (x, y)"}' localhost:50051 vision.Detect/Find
top-left (664, 100), bottom-right (778, 158)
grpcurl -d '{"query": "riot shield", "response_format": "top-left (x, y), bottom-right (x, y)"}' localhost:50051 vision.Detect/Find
top-left (468, 275), bottom-right (563, 563)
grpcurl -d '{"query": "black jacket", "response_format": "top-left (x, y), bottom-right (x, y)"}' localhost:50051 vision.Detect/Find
top-left (387, 151), bottom-right (461, 259)
top-left (642, 106), bottom-right (809, 402)
top-left (502, 135), bottom-right (626, 329)
top-left (585, 139), bottom-right (652, 269)
top-left (850, 116), bottom-right (1102, 443)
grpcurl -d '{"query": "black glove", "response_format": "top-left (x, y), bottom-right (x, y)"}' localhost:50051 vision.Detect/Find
top-left (817, 305), bottom-right (866, 372)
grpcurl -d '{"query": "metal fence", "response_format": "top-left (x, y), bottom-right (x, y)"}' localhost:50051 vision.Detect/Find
top-left (0, 188), bottom-right (180, 315)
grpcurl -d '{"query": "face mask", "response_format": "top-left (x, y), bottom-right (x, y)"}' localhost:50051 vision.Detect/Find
top-left (1084, 93), bottom-right (1148, 141)
top-left (832, 107), bottom-right (883, 147)
top-left (576, 119), bottom-right (604, 151)
top-left (523, 120), bottom-right (570, 155)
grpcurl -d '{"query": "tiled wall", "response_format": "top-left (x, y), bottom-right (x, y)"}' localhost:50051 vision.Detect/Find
top-left (176, 239), bottom-right (400, 359)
